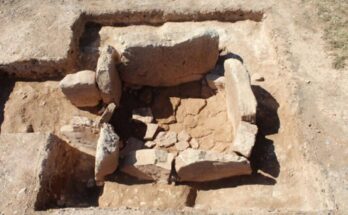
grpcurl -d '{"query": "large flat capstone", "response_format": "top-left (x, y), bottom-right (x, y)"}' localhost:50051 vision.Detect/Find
top-left (99, 24), bottom-right (219, 86)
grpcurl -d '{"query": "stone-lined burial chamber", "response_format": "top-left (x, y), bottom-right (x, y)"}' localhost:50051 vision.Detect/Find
top-left (57, 23), bottom-right (258, 208)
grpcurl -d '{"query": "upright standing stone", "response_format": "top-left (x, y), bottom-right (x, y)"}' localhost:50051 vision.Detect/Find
top-left (96, 45), bottom-right (122, 105)
top-left (95, 123), bottom-right (120, 185)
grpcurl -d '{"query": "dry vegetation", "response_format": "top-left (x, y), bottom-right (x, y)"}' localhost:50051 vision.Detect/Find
top-left (313, 0), bottom-right (348, 69)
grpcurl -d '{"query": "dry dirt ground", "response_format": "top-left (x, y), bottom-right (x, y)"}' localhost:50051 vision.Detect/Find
top-left (0, 0), bottom-right (347, 214)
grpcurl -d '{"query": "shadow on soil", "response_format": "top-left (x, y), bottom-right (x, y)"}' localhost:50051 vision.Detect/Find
top-left (251, 85), bottom-right (280, 178)
top-left (0, 75), bottom-right (15, 133)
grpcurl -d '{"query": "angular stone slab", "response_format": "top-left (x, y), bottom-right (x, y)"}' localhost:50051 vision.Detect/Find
top-left (232, 121), bottom-right (258, 157)
top-left (100, 24), bottom-right (219, 86)
top-left (175, 149), bottom-right (251, 182)
top-left (224, 59), bottom-right (257, 124)
top-left (99, 182), bottom-right (192, 210)
top-left (120, 149), bottom-right (174, 182)
top-left (95, 123), bottom-right (120, 184)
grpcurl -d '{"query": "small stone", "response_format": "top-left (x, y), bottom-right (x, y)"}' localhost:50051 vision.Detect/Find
top-left (178, 130), bottom-right (191, 142)
top-left (120, 149), bottom-right (174, 182)
top-left (205, 69), bottom-right (225, 90)
top-left (189, 138), bottom-right (199, 149)
top-left (144, 123), bottom-right (159, 140)
top-left (132, 107), bottom-right (154, 123)
top-left (25, 124), bottom-right (34, 133)
top-left (59, 70), bottom-right (101, 107)
top-left (97, 103), bottom-right (117, 126)
top-left (251, 73), bottom-right (265, 82)
top-left (155, 131), bottom-right (178, 147)
top-left (144, 141), bottom-right (156, 148)
top-left (175, 141), bottom-right (190, 151)
top-left (95, 123), bottom-right (120, 185)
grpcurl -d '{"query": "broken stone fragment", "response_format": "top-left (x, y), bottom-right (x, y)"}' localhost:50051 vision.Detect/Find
top-left (95, 123), bottom-right (120, 185)
top-left (59, 116), bottom-right (99, 156)
top-left (155, 131), bottom-right (178, 147)
top-left (100, 25), bottom-right (219, 86)
top-left (99, 182), bottom-right (192, 210)
top-left (144, 141), bottom-right (156, 148)
top-left (178, 130), bottom-right (191, 142)
top-left (97, 103), bottom-right (117, 127)
top-left (232, 121), bottom-right (258, 158)
top-left (224, 59), bottom-right (257, 124)
top-left (175, 141), bottom-right (190, 151)
top-left (96, 45), bottom-right (122, 105)
top-left (205, 66), bottom-right (225, 90)
top-left (120, 137), bottom-right (144, 157)
top-left (144, 123), bottom-right (159, 140)
top-left (59, 70), bottom-right (101, 107)
top-left (132, 107), bottom-right (154, 123)
top-left (175, 149), bottom-right (251, 182)
top-left (120, 149), bottom-right (174, 182)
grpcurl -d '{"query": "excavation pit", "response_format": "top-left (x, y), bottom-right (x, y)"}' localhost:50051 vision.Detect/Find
top-left (1, 16), bottom-right (281, 213)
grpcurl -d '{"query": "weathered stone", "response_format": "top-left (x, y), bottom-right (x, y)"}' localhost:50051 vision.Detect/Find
top-left (175, 141), bottom-right (190, 151)
top-left (120, 149), bottom-right (174, 182)
top-left (0, 133), bottom-right (95, 213)
top-left (95, 123), bottom-right (120, 184)
top-left (144, 123), bottom-right (159, 140)
top-left (120, 137), bottom-right (144, 157)
top-left (189, 138), bottom-right (200, 149)
top-left (175, 149), bottom-right (251, 182)
top-left (224, 59), bottom-right (257, 124)
top-left (59, 70), bottom-right (101, 107)
top-left (96, 45), bottom-right (122, 105)
top-left (232, 121), bottom-right (258, 157)
top-left (100, 25), bottom-right (219, 86)
top-left (132, 107), bottom-right (154, 123)
top-left (99, 182), bottom-right (192, 210)
top-left (178, 130), bottom-right (191, 142)
top-left (155, 131), bottom-right (178, 147)
top-left (144, 141), bottom-right (156, 148)
top-left (97, 103), bottom-right (117, 126)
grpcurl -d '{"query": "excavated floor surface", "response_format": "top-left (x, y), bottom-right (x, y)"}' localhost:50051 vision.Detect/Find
top-left (112, 81), bottom-right (233, 154)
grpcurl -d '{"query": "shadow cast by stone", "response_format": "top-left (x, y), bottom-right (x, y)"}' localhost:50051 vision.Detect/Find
top-left (250, 85), bottom-right (280, 178)
top-left (0, 75), bottom-right (15, 133)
